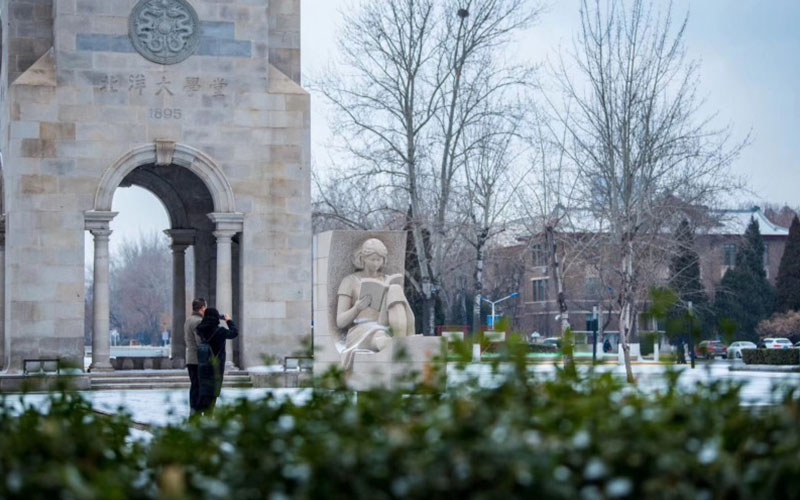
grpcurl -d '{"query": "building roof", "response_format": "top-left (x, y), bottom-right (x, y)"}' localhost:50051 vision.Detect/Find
top-left (705, 207), bottom-right (789, 237)
top-left (490, 206), bottom-right (788, 248)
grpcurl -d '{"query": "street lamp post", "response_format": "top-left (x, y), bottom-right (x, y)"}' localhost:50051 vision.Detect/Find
top-left (688, 300), bottom-right (696, 369)
top-left (591, 306), bottom-right (599, 364)
top-left (481, 292), bottom-right (520, 330)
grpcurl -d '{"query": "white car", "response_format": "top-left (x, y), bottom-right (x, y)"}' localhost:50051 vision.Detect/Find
top-left (727, 341), bottom-right (757, 359)
top-left (762, 338), bottom-right (793, 349)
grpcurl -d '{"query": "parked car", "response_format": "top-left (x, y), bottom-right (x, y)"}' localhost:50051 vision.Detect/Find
top-left (761, 338), bottom-right (793, 349)
top-left (727, 341), bottom-right (757, 360)
top-left (695, 340), bottom-right (727, 359)
top-left (531, 337), bottom-right (561, 352)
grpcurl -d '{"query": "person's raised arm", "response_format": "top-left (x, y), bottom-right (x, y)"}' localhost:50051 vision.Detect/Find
top-left (222, 315), bottom-right (239, 339)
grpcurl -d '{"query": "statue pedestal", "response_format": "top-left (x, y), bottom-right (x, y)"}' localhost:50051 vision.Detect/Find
top-left (348, 335), bottom-right (442, 391)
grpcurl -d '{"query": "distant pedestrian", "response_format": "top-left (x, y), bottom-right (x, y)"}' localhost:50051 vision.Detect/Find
top-left (161, 329), bottom-right (170, 346)
top-left (195, 308), bottom-right (238, 415)
top-left (676, 338), bottom-right (687, 364)
top-left (184, 298), bottom-right (206, 415)
top-left (603, 337), bottom-right (612, 353)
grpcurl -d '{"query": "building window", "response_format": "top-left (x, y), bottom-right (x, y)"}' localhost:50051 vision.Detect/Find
top-left (532, 279), bottom-right (548, 302)
top-left (722, 244), bottom-right (736, 268)
top-left (531, 243), bottom-right (547, 267)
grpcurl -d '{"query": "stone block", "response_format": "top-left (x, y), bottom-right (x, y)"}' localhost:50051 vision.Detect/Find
top-left (347, 336), bottom-right (442, 391)
top-left (10, 120), bottom-right (40, 139)
top-left (16, 102), bottom-right (58, 121)
top-left (89, 15), bottom-right (128, 34)
top-left (41, 159), bottom-right (76, 176)
top-left (250, 301), bottom-right (287, 319)
top-left (40, 122), bottom-right (76, 140)
top-left (20, 174), bottom-right (58, 194)
top-left (197, 38), bottom-right (251, 57)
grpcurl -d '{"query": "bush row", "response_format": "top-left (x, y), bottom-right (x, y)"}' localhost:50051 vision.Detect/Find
top-left (4, 359), bottom-right (800, 499)
top-left (527, 344), bottom-right (559, 353)
top-left (742, 348), bottom-right (799, 365)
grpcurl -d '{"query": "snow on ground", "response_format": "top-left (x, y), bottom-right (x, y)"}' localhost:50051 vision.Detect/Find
top-left (5, 361), bottom-right (798, 429)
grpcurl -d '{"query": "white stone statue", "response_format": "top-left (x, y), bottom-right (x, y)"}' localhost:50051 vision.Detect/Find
top-left (336, 238), bottom-right (415, 370)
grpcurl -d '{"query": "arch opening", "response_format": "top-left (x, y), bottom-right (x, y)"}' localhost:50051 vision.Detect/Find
top-left (85, 144), bottom-right (243, 371)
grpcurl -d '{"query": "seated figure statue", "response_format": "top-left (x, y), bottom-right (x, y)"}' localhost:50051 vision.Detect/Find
top-left (336, 238), bottom-right (416, 371)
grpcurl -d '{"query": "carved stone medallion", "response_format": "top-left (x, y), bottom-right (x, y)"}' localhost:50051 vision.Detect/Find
top-left (129, 0), bottom-right (200, 65)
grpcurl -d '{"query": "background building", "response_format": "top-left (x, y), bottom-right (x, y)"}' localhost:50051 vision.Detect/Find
top-left (485, 207), bottom-right (790, 343)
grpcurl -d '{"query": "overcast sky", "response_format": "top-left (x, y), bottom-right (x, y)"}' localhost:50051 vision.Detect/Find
top-left (302, 0), bottom-right (800, 206)
top-left (98, 0), bottom-right (800, 259)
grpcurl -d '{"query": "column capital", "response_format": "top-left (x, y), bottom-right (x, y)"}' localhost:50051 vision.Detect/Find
top-left (85, 210), bottom-right (118, 232)
top-left (164, 228), bottom-right (196, 247)
top-left (213, 229), bottom-right (237, 242)
top-left (207, 212), bottom-right (244, 233)
top-left (90, 229), bottom-right (113, 239)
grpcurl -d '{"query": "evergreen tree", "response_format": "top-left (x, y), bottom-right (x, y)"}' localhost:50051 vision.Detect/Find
top-left (403, 216), bottom-right (445, 334)
top-left (666, 220), bottom-right (709, 360)
top-left (669, 220), bottom-right (709, 313)
top-left (714, 217), bottom-right (775, 342)
top-left (775, 216), bottom-right (800, 312)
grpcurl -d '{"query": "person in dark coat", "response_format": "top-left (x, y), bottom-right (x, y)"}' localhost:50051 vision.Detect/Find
top-left (194, 308), bottom-right (238, 415)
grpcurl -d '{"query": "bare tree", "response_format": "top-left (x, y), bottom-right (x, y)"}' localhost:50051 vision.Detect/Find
top-left (458, 110), bottom-right (526, 332)
top-left (552, 0), bottom-right (745, 382)
top-left (312, 169), bottom-right (405, 232)
top-left (317, 0), bottom-right (540, 334)
top-left (517, 110), bottom-right (599, 371)
top-left (109, 232), bottom-right (172, 345)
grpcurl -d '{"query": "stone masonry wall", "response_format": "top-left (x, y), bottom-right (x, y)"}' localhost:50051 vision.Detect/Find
top-left (3, 0), bottom-right (310, 370)
top-left (6, 0), bottom-right (53, 84)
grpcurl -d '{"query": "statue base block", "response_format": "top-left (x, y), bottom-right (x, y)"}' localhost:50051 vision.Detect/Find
top-left (348, 336), bottom-right (442, 391)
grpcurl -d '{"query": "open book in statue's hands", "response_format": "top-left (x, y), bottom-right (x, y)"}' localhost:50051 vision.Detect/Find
top-left (359, 273), bottom-right (404, 311)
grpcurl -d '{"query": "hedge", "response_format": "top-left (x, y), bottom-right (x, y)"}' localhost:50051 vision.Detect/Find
top-left (527, 344), bottom-right (559, 353)
top-left (741, 348), bottom-right (799, 365)
top-left (4, 354), bottom-right (800, 499)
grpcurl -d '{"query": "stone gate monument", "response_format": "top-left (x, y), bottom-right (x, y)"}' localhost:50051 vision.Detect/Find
top-left (0, 0), bottom-right (311, 372)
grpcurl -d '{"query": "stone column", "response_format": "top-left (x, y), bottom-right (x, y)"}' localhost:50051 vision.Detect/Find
top-left (208, 213), bottom-right (244, 369)
top-left (86, 211), bottom-right (117, 372)
top-left (90, 229), bottom-right (114, 372)
top-left (165, 229), bottom-right (196, 368)
top-left (0, 215), bottom-right (5, 371)
top-left (213, 229), bottom-right (236, 368)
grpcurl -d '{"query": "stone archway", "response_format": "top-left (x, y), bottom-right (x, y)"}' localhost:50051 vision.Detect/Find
top-left (85, 142), bottom-right (243, 372)
top-left (92, 142), bottom-right (236, 213)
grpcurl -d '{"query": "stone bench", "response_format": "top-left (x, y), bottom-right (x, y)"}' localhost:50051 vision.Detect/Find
top-left (110, 356), bottom-right (176, 370)
top-left (23, 358), bottom-right (61, 375)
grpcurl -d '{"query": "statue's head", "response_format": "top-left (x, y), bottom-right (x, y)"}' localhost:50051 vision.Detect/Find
top-left (353, 238), bottom-right (388, 270)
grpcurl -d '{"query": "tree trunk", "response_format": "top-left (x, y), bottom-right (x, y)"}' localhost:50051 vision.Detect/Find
top-left (620, 241), bottom-right (636, 384)
top-left (546, 225), bottom-right (573, 372)
top-left (411, 223), bottom-right (435, 336)
top-left (407, 91), bottom-right (436, 336)
top-left (472, 242), bottom-right (484, 334)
